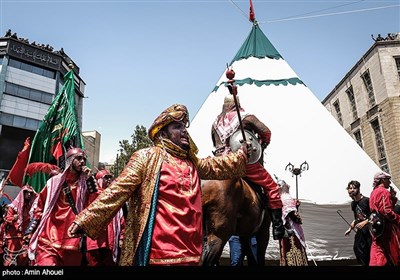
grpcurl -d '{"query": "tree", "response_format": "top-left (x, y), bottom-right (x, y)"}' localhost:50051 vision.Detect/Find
top-left (111, 125), bottom-right (152, 177)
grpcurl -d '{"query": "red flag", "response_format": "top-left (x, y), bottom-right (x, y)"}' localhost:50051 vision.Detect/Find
top-left (8, 137), bottom-right (31, 187)
top-left (249, 0), bottom-right (255, 22)
top-left (52, 141), bottom-right (63, 160)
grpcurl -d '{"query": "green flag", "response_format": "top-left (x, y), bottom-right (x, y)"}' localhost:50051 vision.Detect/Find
top-left (24, 69), bottom-right (84, 192)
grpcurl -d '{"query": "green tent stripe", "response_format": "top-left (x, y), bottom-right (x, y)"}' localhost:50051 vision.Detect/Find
top-left (212, 77), bottom-right (305, 92)
top-left (230, 22), bottom-right (282, 64)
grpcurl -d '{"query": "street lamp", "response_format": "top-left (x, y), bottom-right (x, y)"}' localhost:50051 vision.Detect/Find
top-left (285, 161), bottom-right (309, 200)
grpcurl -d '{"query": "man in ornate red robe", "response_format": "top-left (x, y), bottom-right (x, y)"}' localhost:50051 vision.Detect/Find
top-left (68, 104), bottom-right (249, 265)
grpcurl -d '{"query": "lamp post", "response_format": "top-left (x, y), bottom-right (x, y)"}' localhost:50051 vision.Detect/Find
top-left (285, 161), bottom-right (309, 200)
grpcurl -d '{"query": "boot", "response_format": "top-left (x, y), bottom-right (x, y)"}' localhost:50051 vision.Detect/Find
top-left (269, 208), bottom-right (285, 240)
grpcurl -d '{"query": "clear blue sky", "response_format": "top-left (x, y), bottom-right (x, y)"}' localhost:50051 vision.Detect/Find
top-left (1, 0), bottom-right (399, 163)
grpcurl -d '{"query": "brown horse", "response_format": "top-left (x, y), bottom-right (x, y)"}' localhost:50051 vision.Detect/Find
top-left (200, 177), bottom-right (271, 266)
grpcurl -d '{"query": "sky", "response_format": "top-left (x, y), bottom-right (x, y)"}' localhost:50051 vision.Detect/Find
top-left (1, 0), bottom-right (399, 163)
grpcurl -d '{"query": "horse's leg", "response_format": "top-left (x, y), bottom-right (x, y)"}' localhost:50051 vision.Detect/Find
top-left (255, 210), bottom-right (271, 266)
top-left (239, 236), bottom-right (257, 266)
top-left (201, 234), bottom-right (225, 266)
top-left (201, 204), bottom-right (228, 266)
top-left (201, 179), bottom-right (240, 266)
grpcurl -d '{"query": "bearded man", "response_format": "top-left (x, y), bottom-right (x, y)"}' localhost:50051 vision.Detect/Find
top-left (68, 104), bottom-right (249, 266)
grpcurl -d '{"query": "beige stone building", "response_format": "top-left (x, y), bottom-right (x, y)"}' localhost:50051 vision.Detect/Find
top-left (82, 130), bottom-right (101, 171)
top-left (322, 33), bottom-right (400, 187)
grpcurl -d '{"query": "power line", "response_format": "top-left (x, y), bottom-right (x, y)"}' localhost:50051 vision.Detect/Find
top-left (228, 1), bottom-right (399, 25)
top-left (263, 4), bottom-right (400, 24)
top-left (267, 0), bottom-right (366, 22)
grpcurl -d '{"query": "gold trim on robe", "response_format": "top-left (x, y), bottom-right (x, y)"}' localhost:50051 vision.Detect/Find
top-left (74, 146), bottom-right (246, 266)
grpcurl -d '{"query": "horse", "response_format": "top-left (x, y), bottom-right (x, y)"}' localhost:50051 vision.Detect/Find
top-left (200, 176), bottom-right (271, 266)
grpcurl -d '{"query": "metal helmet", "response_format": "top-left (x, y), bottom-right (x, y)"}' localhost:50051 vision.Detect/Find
top-left (229, 129), bottom-right (262, 164)
top-left (65, 147), bottom-right (87, 167)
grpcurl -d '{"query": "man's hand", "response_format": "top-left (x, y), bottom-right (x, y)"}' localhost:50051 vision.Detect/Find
top-left (355, 220), bottom-right (368, 230)
top-left (261, 141), bottom-right (268, 150)
top-left (82, 166), bottom-right (93, 179)
top-left (67, 222), bottom-right (85, 238)
top-left (23, 234), bottom-right (31, 245)
top-left (245, 141), bottom-right (253, 158)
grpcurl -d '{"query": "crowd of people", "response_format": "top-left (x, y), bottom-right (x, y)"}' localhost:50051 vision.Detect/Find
top-left (0, 100), bottom-right (399, 267)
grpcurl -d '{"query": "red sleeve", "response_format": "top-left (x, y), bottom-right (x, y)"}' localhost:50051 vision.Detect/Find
top-left (258, 129), bottom-right (271, 146)
top-left (379, 191), bottom-right (400, 224)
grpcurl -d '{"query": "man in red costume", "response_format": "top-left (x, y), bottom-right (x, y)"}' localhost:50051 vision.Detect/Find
top-left (211, 95), bottom-right (284, 240)
top-left (85, 169), bottom-right (125, 266)
top-left (369, 171), bottom-right (400, 266)
top-left (68, 104), bottom-right (249, 266)
top-left (23, 147), bottom-right (97, 266)
top-left (3, 185), bottom-right (37, 266)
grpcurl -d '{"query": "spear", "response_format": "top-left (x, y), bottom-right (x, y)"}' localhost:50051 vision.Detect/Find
top-left (336, 209), bottom-right (356, 233)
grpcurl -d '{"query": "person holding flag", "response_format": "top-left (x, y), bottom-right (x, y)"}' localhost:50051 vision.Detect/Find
top-left (23, 147), bottom-right (97, 266)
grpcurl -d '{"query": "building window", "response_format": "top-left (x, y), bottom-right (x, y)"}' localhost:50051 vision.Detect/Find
top-left (0, 112), bottom-right (39, 131)
top-left (5, 82), bottom-right (54, 105)
top-left (361, 70), bottom-right (376, 108)
top-left (353, 130), bottom-right (363, 148)
top-left (333, 100), bottom-right (343, 125)
top-left (371, 119), bottom-right (388, 171)
top-left (395, 57), bottom-right (400, 81)
top-left (8, 58), bottom-right (55, 79)
top-left (346, 86), bottom-right (358, 120)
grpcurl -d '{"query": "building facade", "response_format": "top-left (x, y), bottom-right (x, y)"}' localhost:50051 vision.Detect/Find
top-left (82, 130), bottom-right (101, 170)
top-left (322, 33), bottom-right (400, 187)
top-left (0, 30), bottom-right (99, 198)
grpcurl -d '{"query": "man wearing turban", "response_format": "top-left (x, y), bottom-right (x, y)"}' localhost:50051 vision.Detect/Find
top-left (68, 104), bottom-right (248, 266)
top-left (369, 171), bottom-right (400, 266)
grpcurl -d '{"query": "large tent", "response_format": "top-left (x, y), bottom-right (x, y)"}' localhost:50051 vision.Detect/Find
top-left (188, 21), bottom-right (398, 262)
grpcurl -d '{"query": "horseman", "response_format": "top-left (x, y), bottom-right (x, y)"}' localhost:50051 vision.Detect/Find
top-left (211, 94), bottom-right (285, 240)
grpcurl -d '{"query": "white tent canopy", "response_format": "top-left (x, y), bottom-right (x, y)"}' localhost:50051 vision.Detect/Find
top-left (188, 22), bottom-right (398, 261)
top-left (189, 23), bottom-right (395, 205)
